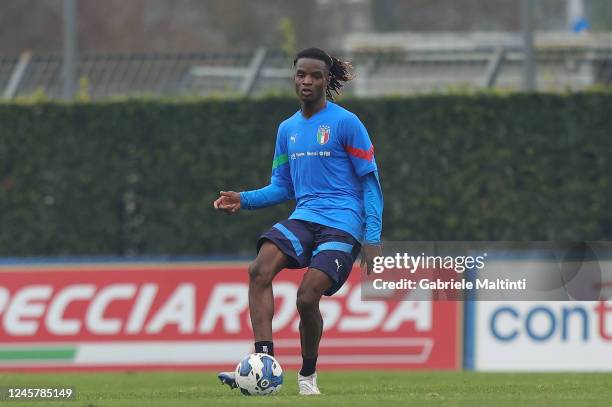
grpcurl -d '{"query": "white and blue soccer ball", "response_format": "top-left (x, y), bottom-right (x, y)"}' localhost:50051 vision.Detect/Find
top-left (235, 353), bottom-right (283, 396)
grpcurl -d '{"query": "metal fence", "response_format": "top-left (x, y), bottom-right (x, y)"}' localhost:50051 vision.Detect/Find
top-left (349, 47), bottom-right (612, 95)
top-left (1, 47), bottom-right (611, 100)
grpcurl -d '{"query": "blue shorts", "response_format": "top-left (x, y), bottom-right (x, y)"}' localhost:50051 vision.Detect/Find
top-left (257, 219), bottom-right (361, 296)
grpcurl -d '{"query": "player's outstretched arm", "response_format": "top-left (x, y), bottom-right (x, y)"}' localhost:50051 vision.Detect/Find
top-left (240, 183), bottom-right (294, 210)
top-left (213, 190), bottom-right (241, 214)
top-left (213, 184), bottom-right (294, 214)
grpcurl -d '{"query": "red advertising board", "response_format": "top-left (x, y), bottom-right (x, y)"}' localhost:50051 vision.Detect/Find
top-left (0, 262), bottom-right (461, 371)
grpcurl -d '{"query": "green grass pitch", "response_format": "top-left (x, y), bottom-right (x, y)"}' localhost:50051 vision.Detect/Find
top-left (1, 371), bottom-right (611, 407)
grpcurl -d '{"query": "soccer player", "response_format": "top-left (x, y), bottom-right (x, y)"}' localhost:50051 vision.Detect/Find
top-left (214, 47), bottom-right (383, 395)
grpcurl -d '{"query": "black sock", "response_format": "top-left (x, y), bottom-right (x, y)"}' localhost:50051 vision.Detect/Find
top-left (254, 341), bottom-right (274, 356)
top-left (299, 356), bottom-right (317, 376)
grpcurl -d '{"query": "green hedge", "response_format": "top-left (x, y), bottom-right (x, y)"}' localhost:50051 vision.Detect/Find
top-left (1, 94), bottom-right (611, 256)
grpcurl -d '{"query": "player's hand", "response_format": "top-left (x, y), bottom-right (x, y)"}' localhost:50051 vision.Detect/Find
top-left (213, 190), bottom-right (241, 214)
top-left (361, 243), bottom-right (383, 276)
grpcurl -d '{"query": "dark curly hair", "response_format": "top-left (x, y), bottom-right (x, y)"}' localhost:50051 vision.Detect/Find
top-left (293, 47), bottom-right (355, 101)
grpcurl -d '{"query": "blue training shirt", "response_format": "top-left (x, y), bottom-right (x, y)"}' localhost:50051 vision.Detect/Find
top-left (271, 101), bottom-right (378, 242)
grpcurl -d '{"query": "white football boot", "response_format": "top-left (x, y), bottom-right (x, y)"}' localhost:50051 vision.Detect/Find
top-left (298, 372), bottom-right (321, 395)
